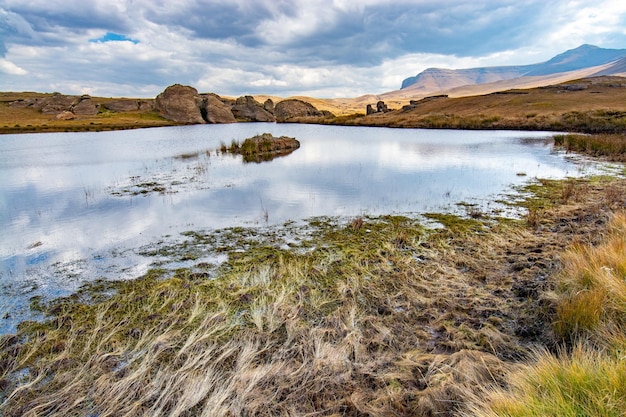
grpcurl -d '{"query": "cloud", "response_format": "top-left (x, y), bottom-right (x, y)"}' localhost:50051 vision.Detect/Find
top-left (0, 1), bottom-right (625, 97)
top-left (0, 58), bottom-right (27, 75)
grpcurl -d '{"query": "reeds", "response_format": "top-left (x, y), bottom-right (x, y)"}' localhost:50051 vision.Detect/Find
top-left (554, 133), bottom-right (626, 161)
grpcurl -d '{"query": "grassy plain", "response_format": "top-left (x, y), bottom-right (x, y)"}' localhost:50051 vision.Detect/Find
top-left (0, 92), bottom-right (172, 134)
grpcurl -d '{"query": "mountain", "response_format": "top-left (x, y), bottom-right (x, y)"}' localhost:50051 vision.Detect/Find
top-left (400, 45), bottom-right (626, 91)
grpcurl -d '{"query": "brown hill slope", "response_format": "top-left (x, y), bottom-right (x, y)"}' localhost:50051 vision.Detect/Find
top-left (322, 76), bottom-right (626, 133)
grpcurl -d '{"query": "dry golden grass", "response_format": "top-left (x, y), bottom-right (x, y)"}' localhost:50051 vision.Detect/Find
top-left (320, 76), bottom-right (626, 133)
top-left (466, 211), bottom-right (626, 417)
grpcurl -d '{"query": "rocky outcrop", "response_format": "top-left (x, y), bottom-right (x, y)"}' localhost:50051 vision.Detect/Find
top-left (104, 99), bottom-right (155, 112)
top-left (274, 99), bottom-right (327, 121)
top-left (366, 100), bottom-right (390, 115)
top-left (154, 85), bottom-right (238, 124)
top-left (263, 99), bottom-right (275, 114)
top-left (155, 84), bottom-right (206, 124)
top-left (72, 95), bottom-right (99, 115)
top-left (201, 93), bottom-right (236, 124)
top-left (231, 96), bottom-right (275, 122)
top-left (10, 94), bottom-right (153, 116)
top-left (39, 93), bottom-right (79, 115)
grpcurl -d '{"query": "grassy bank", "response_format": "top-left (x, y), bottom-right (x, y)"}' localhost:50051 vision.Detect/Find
top-left (467, 212), bottom-right (626, 417)
top-left (555, 133), bottom-right (626, 161)
top-left (1, 167), bottom-right (626, 415)
top-left (0, 92), bottom-right (174, 134)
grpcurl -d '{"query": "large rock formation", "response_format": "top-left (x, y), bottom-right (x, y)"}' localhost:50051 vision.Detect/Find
top-left (201, 93), bottom-right (236, 124)
top-left (274, 99), bottom-right (326, 121)
top-left (155, 85), bottom-right (237, 124)
top-left (155, 84), bottom-right (206, 124)
top-left (72, 95), bottom-right (99, 115)
top-left (39, 93), bottom-right (79, 115)
top-left (231, 96), bottom-right (275, 122)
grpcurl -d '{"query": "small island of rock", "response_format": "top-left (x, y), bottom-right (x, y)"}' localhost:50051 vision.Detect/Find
top-left (223, 133), bottom-right (300, 163)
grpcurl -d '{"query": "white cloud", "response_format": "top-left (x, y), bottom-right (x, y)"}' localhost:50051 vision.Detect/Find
top-left (0, 58), bottom-right (27, 75)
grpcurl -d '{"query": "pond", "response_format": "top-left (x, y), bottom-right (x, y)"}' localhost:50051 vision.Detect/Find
top-left (0, 123), bottom-right (602, 333)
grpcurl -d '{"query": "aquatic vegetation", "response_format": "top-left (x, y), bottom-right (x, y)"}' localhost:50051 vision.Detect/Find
top-left (554, 133), bottom-right (626, 161)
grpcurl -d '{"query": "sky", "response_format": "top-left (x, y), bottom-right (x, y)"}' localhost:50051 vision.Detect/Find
top-left (1, 0), bottom-right (626, 98)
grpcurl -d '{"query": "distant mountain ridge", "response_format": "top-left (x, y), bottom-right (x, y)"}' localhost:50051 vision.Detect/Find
top-left (400, 45), bottom-right (626, 91)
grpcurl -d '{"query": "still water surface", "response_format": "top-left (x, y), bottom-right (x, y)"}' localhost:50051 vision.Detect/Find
top-left (0, 123), bottom-right (600, 333)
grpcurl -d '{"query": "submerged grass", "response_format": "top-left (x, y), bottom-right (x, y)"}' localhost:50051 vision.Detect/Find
top-left (2, 174), bottom-right (626, 415)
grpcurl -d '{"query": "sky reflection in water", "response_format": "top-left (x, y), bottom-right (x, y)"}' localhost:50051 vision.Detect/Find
top-left (0, 123), bottom-right (598, 333)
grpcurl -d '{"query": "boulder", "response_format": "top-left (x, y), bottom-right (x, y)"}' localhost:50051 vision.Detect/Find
top-left (231, 96), bottom-right (275, 122)
top-left (72, 96), bottom-right (99, 115)
top-left (55, 111), bottom-right (75, 120)
top-left (376, 100), bottom-right (389, 113)
top-left (155, 84), bottom-right (206, 124)
top-left (274, 99), bottom-right (328, 121)
top-left (201, 93), bottom-right (236, 124)
top-left (263, 98), bottom-right (275, 114)
top-left (138, 100), bottom-right (155, 111)
top-left (39, 93), bottom-right (79, 115)
top-left (9, 97), bottom-right (43, 108)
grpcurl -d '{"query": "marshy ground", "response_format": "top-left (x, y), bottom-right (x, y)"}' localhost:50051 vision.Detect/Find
top-left (1, 139), bottom-right (625, 415)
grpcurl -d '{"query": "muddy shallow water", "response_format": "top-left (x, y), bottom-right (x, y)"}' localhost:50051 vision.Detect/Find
top-left (0, 123), bottom-right (607, 333)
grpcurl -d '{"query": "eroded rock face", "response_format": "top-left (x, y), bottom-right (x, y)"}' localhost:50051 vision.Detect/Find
top-left (231, 96), bottom-right (275, 122)
top-left (274, 99), bottom-right (326, 121)
top-left (155, 84), bottom-right (206, 124)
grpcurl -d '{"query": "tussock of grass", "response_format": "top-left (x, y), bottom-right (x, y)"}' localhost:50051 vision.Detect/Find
top-left (467, 344), bottom-right (626, 417)
top-left (552, 212), bottom-right (626, 341)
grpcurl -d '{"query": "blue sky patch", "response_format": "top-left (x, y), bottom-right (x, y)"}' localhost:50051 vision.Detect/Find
top-left (89, 32), bottom-right (139, 44)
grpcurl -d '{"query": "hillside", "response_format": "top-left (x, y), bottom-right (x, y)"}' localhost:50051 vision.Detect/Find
top-left (323, 76), bottom-right (626, 133)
